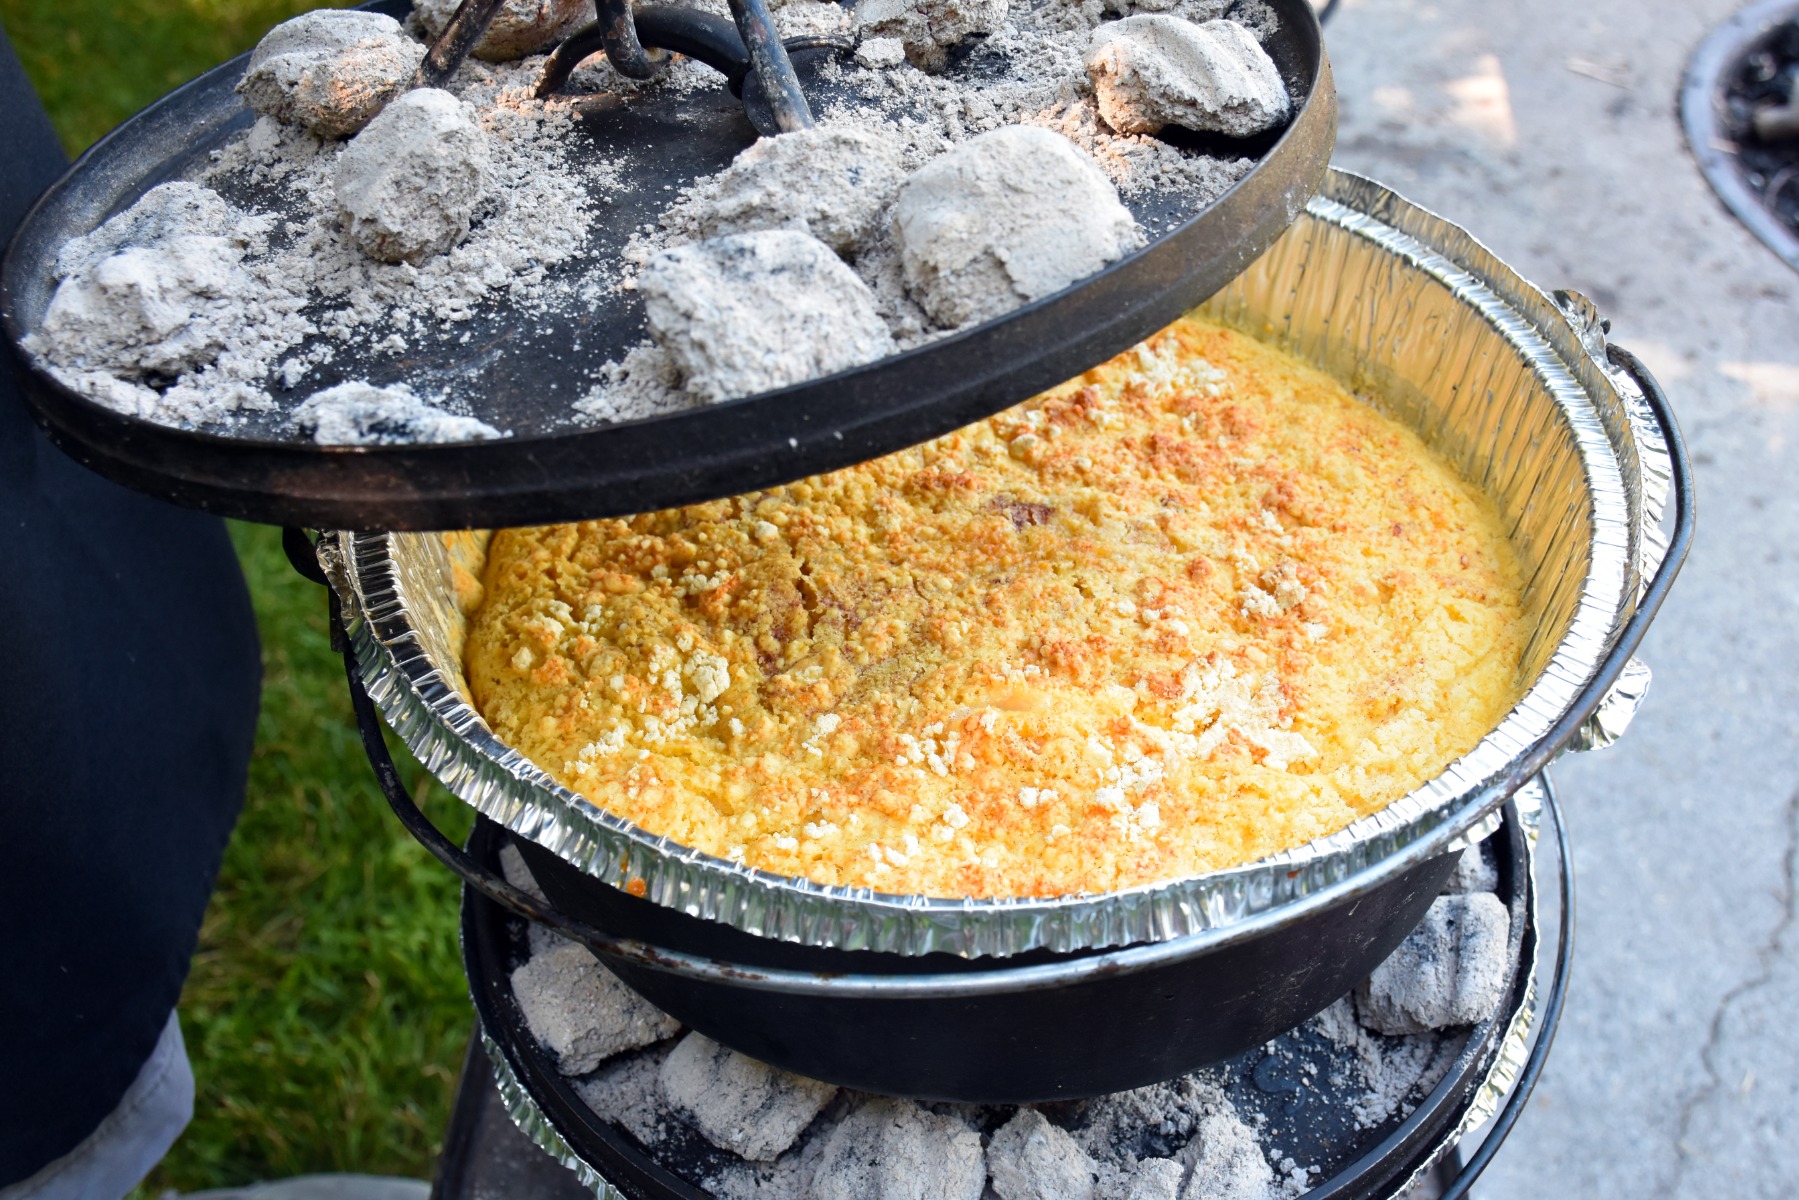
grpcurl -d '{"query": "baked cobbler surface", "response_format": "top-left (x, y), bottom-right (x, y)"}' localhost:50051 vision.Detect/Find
top-left (466, 317), bottom-right (1528, 897)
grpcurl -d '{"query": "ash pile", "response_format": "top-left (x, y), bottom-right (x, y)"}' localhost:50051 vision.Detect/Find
top-left (496, 843), bottom-right (1512, 1200)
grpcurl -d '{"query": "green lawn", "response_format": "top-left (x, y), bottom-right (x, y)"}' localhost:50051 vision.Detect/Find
top-left (0, 4), bottom-right (480, 1188)
top-left (2, 0), bottom-right (352, 154)
top-left (138, 524), bottom-right (475, 1194)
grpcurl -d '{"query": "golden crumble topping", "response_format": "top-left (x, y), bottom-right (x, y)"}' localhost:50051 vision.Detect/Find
top-left (465, 317), bottom-right (1528, 898)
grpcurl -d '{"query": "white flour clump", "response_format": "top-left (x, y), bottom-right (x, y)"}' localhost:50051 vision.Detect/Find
top-left (413, 0), bottom-right (597, 61)
top-left (510, 940), bottom-right (682, 1074)
top-left (891, 124), bottom-right (1140, 328)
top-left (856, 0), bottom-right (1009, 71)
top-left (293, 381), bottom-right (503, 444)
top-left (659, 1033), bottom-right (837, 1161)
top-left (1357, 893), bottom-right (1511, 1035)
top-left (989, 1109), bottom-right (1098, 1200)
top-left (335, 88), bottom-right (492, 264)
top-left (1086, 16), bottom-right (1290, 138)
top-left (678, 124), bottom-right (909, 256)
top-left (237, 10), bottom-right (425, 139)
top-left (640, 230), bottom-right (895, 403)
top-left (811, 1098), bottom-right (987, 1200)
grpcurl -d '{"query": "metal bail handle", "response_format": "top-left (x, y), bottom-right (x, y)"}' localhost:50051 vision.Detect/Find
top-left (413, 0), bottom-right (512, 89)
top-left (420, 0), bottom-right (671, 86)
top-left (333, 608), bottom-right (732, 978)
top-left (415, 0), bottom-right (814, 131)
top-left (725, 0), bottom-right (814, 131)
top-left (534, 2), bottom-right (821, 133)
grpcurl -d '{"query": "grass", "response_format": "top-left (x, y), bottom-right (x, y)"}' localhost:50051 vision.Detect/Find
top-left (1, 10), bottom-right (479, 1188)
top-left (1, 0), bottom-right (352, 154)
top-left (129, 525), bottom-right (476, 1194)
top-left (132, 524), bottom-right (477, 1194)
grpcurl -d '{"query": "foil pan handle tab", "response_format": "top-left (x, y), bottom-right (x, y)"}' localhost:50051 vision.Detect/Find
top-left (1567, 656), bottom-right (1653, 752)
top-left (1564, 335), bottom-right (1691, 754)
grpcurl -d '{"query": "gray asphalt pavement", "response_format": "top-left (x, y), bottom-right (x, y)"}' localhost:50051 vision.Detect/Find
top-left (1322, 2), bottom-right (1799, 1196)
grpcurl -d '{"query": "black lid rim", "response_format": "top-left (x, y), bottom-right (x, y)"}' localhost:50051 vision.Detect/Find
top-left (0, 0), bottom-right (1335, 531)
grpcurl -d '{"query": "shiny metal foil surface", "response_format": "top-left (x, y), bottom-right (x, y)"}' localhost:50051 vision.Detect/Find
top-left (481, 1031), bottom-right (629, 1200)
top-left (330, 169), bottom-right (1666, 958)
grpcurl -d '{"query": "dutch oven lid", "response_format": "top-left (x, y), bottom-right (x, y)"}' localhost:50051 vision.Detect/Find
top-left (0, 0), bottom-right (1334, 532)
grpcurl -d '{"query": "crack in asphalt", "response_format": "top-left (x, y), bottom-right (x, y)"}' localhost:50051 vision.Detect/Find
top-left (1658, 783), bottom-right (1799, 1197)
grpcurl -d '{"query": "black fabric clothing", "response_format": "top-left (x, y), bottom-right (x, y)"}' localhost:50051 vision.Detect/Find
top-left (0, 28), bottom-right (262, 1184)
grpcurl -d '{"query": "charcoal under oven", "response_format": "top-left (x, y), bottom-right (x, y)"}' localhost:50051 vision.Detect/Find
top-left (436, 782), bottom-right (1572, 1200)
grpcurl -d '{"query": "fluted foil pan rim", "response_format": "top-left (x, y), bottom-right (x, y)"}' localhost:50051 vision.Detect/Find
top-left (481, 1030), bottom-right (628, 1200)
top-left (336, 168), bottom-right (1640, 957)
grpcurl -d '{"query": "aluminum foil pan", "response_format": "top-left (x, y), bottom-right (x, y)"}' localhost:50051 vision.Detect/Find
top-left (330, 168), bottom-right (1666, 957)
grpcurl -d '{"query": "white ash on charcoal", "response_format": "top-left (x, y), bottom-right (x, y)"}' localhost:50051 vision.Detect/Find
top-left (1104, 0), bottom-right (1279, 38)
top-left (412, 0), bottom-right (596, 62)
top-left (1085, 15), bottom-right (1290, 137)
top-left (856, 36), bottom-right (909, 69)
top-left (334, 88), bottom-right (492, 265)
top-left (30, 55), bottom-right (605, 433)
top-left (237, 10), bottom-right (425, 139)
top-left (637, 230), bottom-right (896, 404)
top-left (1310, 859), bottom-right (1510, 1128)
top-left (498, 843), bottom-right (547, 902)
top-left (660, 1033), bottom-right (839, 1161)
top-left (1356, 892), bottom-right (1511, 1036)
top-left (571, 343), bottom-right (700, 424)
top-left (855, 0), bottom-right (1010, 72)
top-left (891, 124), bottom-right (1141, 327)
top-left (38, 0), bottom-right (1288, 436)
top-left (502, 870), bottom-right (1521, 1200)
top-left (668, 124), bottom-right (911, 256)
top-left (1122, 1156), bottom-right (1186, 1200)
top-left (497, 843), bottom-right (566, 956)
top-left (813, 1098), bottom-right (988, 1200)
top-left (1183, 1109), bottom-right (1278, 1200)
top-left (574, 1044), bottom-right (687, 1146)
top-left (1052, 1074), bottom-right (1295, 1200)
top-left (772, 0), bottom-right (856, 39)
top-left (292, 380), bottom-right (502, 445)
top-left (989, 1108), bottom-right (1099, 1200)
top-left (26, 182), bottom-right (304, 426)
top-left (1443, 841), bottom-right (1500, 895)
top-left (510, 941), bottom-right (682, 1074)
top-left (37, 197), bottom-right (259, 379)
top-left (582, 0), bottom-right (1281, 418)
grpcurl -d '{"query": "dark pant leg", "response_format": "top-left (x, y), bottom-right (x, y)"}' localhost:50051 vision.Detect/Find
top-left (0, 29), bottom-right (262, 1185)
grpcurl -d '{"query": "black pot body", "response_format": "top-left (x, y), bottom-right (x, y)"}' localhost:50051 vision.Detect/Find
top-left (515, 838), bottom-right (1460, 1102)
